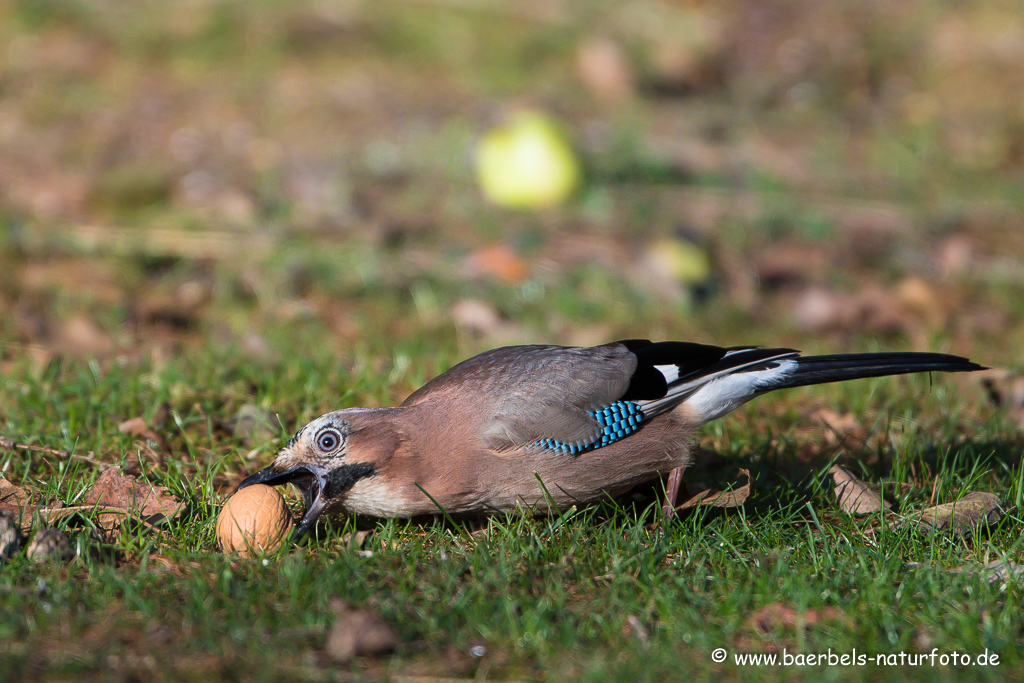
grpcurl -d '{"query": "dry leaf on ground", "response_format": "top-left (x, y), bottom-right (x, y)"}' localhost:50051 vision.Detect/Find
top-left (0, 477), bottom-right (33, 512)
top-left (676, 469), bottom-right (751, 511)
top-left (905, 491), bottom-right (1003, 536)
top-left (829, 465), bottom-right (890, 515)
top-left (83, 467), bottom-right (184, 530)
top-left (117, 416), bottom-right (161, 443)
top-left (2, 468), bottom-right (184, 533)
top-left (0, 477), bottom-right (68, 532)
top-left (326, 600), bottom-right (398, 663)
top-left (13, 506), bottom-right (114, 532)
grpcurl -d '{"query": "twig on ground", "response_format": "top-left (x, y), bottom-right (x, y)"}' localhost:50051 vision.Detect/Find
top-left (0, 437), bottom-right (110, 469)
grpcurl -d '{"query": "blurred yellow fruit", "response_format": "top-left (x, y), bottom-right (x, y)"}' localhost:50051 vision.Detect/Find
top-left (476, 110), bottom-right (581, 209)
top-left (647, 238), bottom-right (711, 285)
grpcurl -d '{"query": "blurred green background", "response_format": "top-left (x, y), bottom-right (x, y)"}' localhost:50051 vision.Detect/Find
top-left (2, 0), bottom-right (1022, 382)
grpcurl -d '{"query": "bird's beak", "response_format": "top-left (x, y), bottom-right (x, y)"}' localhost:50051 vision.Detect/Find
top-left (238, 465), bottom-right (330, 539)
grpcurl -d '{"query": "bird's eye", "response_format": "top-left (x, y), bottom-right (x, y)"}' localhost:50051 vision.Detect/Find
top-left (315, 428), bottom-right (343, 453)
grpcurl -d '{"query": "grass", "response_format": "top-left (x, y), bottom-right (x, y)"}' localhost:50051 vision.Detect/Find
top-left (2, 0), bottom-right (1024, 679)
top-left (1, 327), bottom-right (1019, 681)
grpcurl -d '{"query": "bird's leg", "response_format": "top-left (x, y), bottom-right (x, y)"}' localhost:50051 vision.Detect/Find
top-left (660, 466), bottom-right (688, 524)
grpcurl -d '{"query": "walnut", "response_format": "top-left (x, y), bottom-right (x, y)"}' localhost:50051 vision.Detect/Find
top-left (216, 484), bottom-right (293, 556)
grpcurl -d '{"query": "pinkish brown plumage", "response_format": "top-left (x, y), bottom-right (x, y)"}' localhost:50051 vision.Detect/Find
top-left (240, 340), bottom-right (982, 537)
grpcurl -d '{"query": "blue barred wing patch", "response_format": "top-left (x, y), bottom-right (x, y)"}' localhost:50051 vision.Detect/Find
top-left (538, 401), bottom-right (645, 455)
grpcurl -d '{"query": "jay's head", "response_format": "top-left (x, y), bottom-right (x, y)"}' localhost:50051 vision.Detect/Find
top-left (238, 409), bottom-right (388, 538)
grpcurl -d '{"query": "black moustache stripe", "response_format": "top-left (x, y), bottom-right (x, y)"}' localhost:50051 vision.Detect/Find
top-left (323, 462), bottom-right (376, 498)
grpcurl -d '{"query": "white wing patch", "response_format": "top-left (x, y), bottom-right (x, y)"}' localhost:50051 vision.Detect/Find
top-left (683, 359), bottom-right (798, 424)
top-left (655, 364), bottom-right (680, 384)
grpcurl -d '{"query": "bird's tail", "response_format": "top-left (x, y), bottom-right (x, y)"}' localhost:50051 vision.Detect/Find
top-left (631, 343), bottom-right (983, 425)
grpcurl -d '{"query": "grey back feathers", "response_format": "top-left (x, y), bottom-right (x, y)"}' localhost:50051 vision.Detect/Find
top-left (404, 343), bottom-right (638, 451)
top-left (398, 340), bottom-right (983, 455)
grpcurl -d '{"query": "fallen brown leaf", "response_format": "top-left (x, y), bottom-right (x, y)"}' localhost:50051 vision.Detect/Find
top-left (676, 469), bottom-right (750, 511)
top-left (0, 477), bottom-right (33, 511)
top-left (117, 416), bottom-right (161, 444)
top-left (81, 466), bottom-right (184, 532)
top-left (85, 468), bottom-right (181, 518)
top-left (15, 505), bottom-right (117, 532)
top-left (326, 600), bottom-right (398, 663)
top-left (906, 491), bottom-right (1004, 536)
top-left (0, 478), bottom-right (67, 532)
top-left (9, 498), bottom-right (184, 533)
top-left (829, 465), bottom-right (890, 515)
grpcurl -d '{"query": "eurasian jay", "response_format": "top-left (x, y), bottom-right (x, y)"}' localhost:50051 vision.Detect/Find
top-left (239, 340), bottom-right (982, 536)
